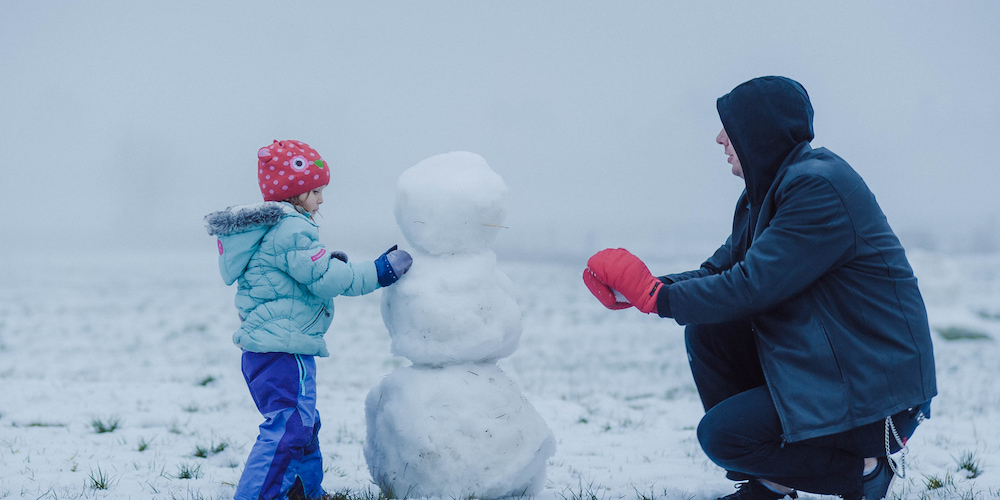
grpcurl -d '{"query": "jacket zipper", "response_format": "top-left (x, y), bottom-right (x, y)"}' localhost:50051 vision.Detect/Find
top-left (302, 306), bottom-right (327, 333)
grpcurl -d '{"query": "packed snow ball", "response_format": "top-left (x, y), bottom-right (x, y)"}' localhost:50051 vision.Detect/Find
top-left (380, 251), bottom-right (522, 365)
top-left (394, 151), bottom-right (508, 256)
top-left (364, 364), bottom-right (556, 499)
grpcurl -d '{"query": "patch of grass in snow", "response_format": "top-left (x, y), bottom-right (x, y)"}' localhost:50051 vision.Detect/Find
top-left (137, 436), bottom-right (152, 452)
top-left (632, 484), bottom-right (656, 500)
top-left (88, 464), bottom-right (117, 490)
top-left (197, 375), bottom-right (216, 386)
top-left (167, 486), bottom-right (225, 500)
top-left (319, 489), bottom-right (393, 500)
top-left (598, 417), bottom-right (640, 433)
top-left (957, 450), bottom-right (985, 479)
top-left (91, 416), bottom-right (121, 433)
top-left (924, 470), bottom-right (954, 490)
top-left (192, 445), bottom-right (208, 458)
top-left (917, 478), bottom-right (988, 500)
top-left (23, 421), bottom-right (66, 428)
top-left (920, 451), bottom-right (996, 500)
top-left (631, 484), bottom-right (698, 500)
top-left (558, 479), bottom-right (612, 500)
top-left (935, 326), bottom-right (992, 341)
top-left (175, 462), bottom-right (202, 479)
top-left (975, 309), bottom-right (1000, 321)
top-left (193, 439), bottom-right (229, 458)
top-left (325, 464), bottom-right (348, 479)
top-left (212, 440), bottom-right (229, 454)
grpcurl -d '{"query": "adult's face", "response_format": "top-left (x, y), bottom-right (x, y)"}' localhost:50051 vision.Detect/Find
top-left (716, 128), bottom-right (743, 179)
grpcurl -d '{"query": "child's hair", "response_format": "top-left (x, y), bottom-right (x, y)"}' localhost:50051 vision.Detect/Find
top-left (283, 191), bottom-right (320, 218)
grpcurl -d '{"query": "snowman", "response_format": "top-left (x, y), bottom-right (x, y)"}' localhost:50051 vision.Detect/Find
top-left (364, 152), bottom-right (556, 499)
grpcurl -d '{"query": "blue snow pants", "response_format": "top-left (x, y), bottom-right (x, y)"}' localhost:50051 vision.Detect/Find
top-left (685, 320), bottom-right (927, 496)
top-left (235, 351), bottom-right (325, 500)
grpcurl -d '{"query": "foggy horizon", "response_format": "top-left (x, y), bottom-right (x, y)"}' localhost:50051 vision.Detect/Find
top-left (3, 2), bottom-right (998, 263)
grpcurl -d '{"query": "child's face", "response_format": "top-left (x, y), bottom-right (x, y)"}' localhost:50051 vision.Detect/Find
top-left (300, 186), bottom-right (325, 216)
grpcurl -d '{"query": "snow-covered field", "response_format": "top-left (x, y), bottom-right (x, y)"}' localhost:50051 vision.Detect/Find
top-left (1, 249), bottom-right (999, 499)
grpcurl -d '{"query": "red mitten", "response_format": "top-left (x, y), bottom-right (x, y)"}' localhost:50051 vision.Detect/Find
top-left (585, 248), bottom-right (661, 314)
top-left (583, 267), bottom-right (632, 310)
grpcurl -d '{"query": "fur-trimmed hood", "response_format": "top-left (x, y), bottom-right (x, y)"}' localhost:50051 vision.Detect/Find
top-left (205, 202), bottom-right (301, 285)
top-left (205, 202), bottom-right (292, 237)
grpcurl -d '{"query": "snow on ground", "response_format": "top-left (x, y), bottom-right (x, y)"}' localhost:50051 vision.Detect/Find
top-left (1, 249), bottom-right (999, 499)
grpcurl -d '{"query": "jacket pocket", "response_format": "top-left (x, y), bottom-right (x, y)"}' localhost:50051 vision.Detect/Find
top-left (301, 306), bottom-right (328, 335)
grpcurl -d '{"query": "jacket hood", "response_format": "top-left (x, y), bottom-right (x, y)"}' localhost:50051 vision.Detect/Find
top-left (205, 202), bottom-right (289, 236)
top-left (205, 202), bottom-right (295, 285)
top-left (717, 76), bottom-right (814, 206)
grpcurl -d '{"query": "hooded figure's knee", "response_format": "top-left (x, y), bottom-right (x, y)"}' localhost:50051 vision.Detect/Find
top-left (697, 410), bottom-right (739, 467)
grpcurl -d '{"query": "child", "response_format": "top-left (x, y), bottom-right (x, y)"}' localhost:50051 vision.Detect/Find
top-left (205, 140), bottom-right (412, 500)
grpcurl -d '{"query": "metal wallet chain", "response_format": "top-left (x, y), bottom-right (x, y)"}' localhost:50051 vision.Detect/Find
top-left (884, 408), bottom-right (927, 479)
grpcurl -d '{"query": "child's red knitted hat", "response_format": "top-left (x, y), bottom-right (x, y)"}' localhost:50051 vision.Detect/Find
top-left (257, 140), bottom-right (330, 201)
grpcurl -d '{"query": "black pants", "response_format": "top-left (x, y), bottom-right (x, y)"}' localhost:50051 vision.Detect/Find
top-left (685, 320), bottom-right (926, 496)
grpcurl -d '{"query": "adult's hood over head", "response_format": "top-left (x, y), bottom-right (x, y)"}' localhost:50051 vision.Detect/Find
top-left (717, 76), bottom-right (814, 206)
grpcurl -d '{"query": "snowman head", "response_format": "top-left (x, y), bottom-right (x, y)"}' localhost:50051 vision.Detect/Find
top-left (395, 152), bottom-right (508, 255)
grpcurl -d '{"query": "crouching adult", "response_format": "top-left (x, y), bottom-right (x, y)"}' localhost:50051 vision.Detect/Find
top-left (583, 76), bottom-right (937, 500)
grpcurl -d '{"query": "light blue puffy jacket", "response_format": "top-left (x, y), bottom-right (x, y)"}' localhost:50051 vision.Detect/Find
top-left (205, 202), bottom-right (381, 356)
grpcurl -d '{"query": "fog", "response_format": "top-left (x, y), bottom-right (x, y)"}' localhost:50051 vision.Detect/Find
top-left (2, 1), bottom-right (998, 262)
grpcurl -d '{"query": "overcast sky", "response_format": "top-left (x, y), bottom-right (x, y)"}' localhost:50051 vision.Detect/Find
top-left (2, 1), bottom-right (998, 262)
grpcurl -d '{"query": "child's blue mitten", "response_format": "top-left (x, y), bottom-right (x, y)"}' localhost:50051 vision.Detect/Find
top-left (375, 245), bottom-right (413, 286)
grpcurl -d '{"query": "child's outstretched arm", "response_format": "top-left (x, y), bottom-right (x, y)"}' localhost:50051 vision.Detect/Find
top-left (323, 245), bottom-right (411, 296)
top-left (276, 220), bottom-right (410, 297)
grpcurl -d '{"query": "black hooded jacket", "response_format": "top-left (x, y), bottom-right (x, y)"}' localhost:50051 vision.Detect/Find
top-left (656, 77), bottom-right (937, 442)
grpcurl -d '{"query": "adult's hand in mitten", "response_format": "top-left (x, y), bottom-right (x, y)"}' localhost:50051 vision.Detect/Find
top-left (584, 248), bottom-right (662, 314)
top-left (583, 267), bottom-right (632, 310)
top-left (375, 245), bottom-right (412, 287)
